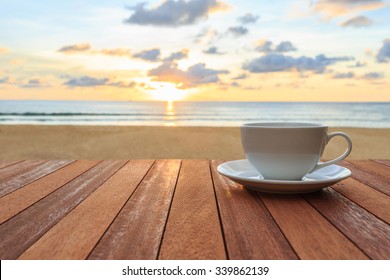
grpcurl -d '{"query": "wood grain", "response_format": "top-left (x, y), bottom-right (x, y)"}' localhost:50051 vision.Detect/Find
top-left (0, 160), bottom-right (73, 198)
top-left (373, 160), bottom-right (390, 168)
top-left (0, 159), bottom-right (388, 260)
top-left (210, 160), bottom-right (297, 260)
top-left (340, 161), bottom-right (390, 196)
top-left (260, 193), bottom-right (368, 259)
top-left (159, 160), bottom-right (226, 260)
top-left (0, 160), bottom-right (100, 225)
top-left (332, 178), bottom-right (390, 224)
top-left (303, 188), bottom-right (390, 259)
top-left (88, 160), bottom-right (181, 260)
top-left (19, 160), bottom-right (154, 260)
top-left (349, 160), bottom-right (390, 179)
top-left (0, 161), bottom-right (23, 170)
top-left (0, 160), bottom-right (46, 182)
top-left (0, 160), bottom-right (126, 259)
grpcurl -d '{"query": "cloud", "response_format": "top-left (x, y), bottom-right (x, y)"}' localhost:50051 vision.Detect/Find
top-left (243, 85), bottom-right (262, 91)
top-left (64, 76), bottom-right (110, 87)
top-left (125, 0), bottom-right (228, 27)
top-left (348, 61), bottom-right (366, 68)
top-left (11, 59), bottom-right (24, 65)
top-left (228, 26), bottom-right (248, 37)
top-left (255, 40), bottom-right (273, 52)
top-left (194, 27), bottom-right (219, 44)
top-left (58, 43), bottom-right (91, 53)
top-left (0, 76), bottom-right (49, 88)
top-left (20, 79), bottom-right (47, 88)
top-left (63, 76), bottom-right (139, 88)
top-left (135, 48), bottom-right (189, 62)
top-left (57, 43), bottom-right (188, 63)
top-left (256, 40), bottom-right (297, 53)
top-left (58, 43), bottom-right (132, 58)
top-left (274, 41), bottom-right (298, 52)
top-left (332, 72), bottom-right (355, 79)
top-left (238, 13), bottom-right (259, 24)
top-left (148, 61), bottom-right (229, 88)
top-left (133, 48), bottom-right (161, 62)
top-left (98, 48), bottom-right (132, 57)
top-left (164, 49), bottom-right (189, 61)
top-left (109, 81), bottom-right (137, 88)
top-left (243, 53), bottom-right (353, 73)
top-left (361, 72), bottom-right (384, 79)
top-left (0, 48), bottom-right (9, 55)
top-left (312, 0), bottom-right (386, 19)
top-left (0, 76), bottom-right (10, 84)
top-left (339, 15), bottom-right (373, 27)
top-left (232, 73), bottom-right (248, 80)
top-left (203, 46), bottom-right (223, 55)
top-left (376, 39), bottom-right (390, 63)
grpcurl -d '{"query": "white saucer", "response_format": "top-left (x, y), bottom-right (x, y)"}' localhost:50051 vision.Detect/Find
top-left (217, 159), bottom-right (351, 194)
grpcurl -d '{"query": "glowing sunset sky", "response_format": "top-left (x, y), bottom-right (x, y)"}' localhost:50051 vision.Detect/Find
top-left (0, 0), bottom-right (389, 101)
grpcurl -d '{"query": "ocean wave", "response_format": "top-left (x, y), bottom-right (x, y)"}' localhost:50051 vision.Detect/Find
top-left (0, 101), bottom-right (389, 127)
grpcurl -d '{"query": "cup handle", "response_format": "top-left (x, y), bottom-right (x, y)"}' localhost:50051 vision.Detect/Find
top-left (309, 132), bottom-right (352, 174)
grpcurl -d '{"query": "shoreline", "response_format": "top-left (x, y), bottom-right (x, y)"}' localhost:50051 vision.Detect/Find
top-left (0, 125), bottom-right (389, 160)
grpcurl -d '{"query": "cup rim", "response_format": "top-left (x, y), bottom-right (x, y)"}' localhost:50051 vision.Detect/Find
top-left (241, 122), bottom-right (327, 128)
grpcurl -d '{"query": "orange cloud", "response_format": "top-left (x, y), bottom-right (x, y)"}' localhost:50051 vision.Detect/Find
top-left (97, 48), bottom-right (132, 57)
top-left (194, 27), bottom-right (219, 44)
top-left (148, 62), bottom-right (229, 88)
top-left (11, 59), bottom-right (24, 65)
top-left (58, 43), bottom-right (132, 58)
top-left (339, 15), bottom-right (373, 27)
top-left (312, 0), bottom-right (386, 19)
top-left (57, 43), bottom-right (91, 53)
top-left (0, 47), bottom-right (9, 55)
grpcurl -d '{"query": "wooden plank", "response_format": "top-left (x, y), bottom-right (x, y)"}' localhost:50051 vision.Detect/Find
top-left (210, 160), bottom-right (297, 260)
top-left (19, 160), bottom-right (154, 260)
top-left (0, 160), bottom-right (74, 198)
top-left (0, 160), bottom-right (46, 181)
top-left (0, 160), bottom-right (126, 260)
top-left (0, 160), bottom-right (100, 225)
top-left (303, 188), bottom-right (390, 259)
top-left (159, 160), bottom-right (226, 260)
top-left (349, 160), bottom-right (390, 179)
top-left (373, 160), bottom-right (390, 168)
top-left (260, 193), bottom-right (368, 260)
top-left (332, 178), bottom-right (390, 224)
top-left (340, 161), bottom-right (390, 196)
top-left (0, 161), bottom-right (23, 170)
top-left (88, 160), bottom-right (181, 260)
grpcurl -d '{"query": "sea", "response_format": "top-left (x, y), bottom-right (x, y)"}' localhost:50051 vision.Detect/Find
top-left (0, 100), bottom-right (389, 128)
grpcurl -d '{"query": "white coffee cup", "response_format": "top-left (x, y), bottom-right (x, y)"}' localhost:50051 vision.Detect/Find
top-left (240, 122), bottom-right (352, 180)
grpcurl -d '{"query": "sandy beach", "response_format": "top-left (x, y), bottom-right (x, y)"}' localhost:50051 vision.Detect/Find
top-left (0, 125), bottom-right (389, 160)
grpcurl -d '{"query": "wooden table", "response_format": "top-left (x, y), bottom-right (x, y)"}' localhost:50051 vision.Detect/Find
top-left (0, 159), bottom-right (389, 260)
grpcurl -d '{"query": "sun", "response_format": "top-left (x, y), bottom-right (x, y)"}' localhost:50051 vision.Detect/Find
top-left (147, 82), bottom-right (188, 101)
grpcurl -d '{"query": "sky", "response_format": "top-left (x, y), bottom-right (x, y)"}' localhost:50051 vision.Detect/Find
top-left (0, 0), bottom-right (389, 102)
